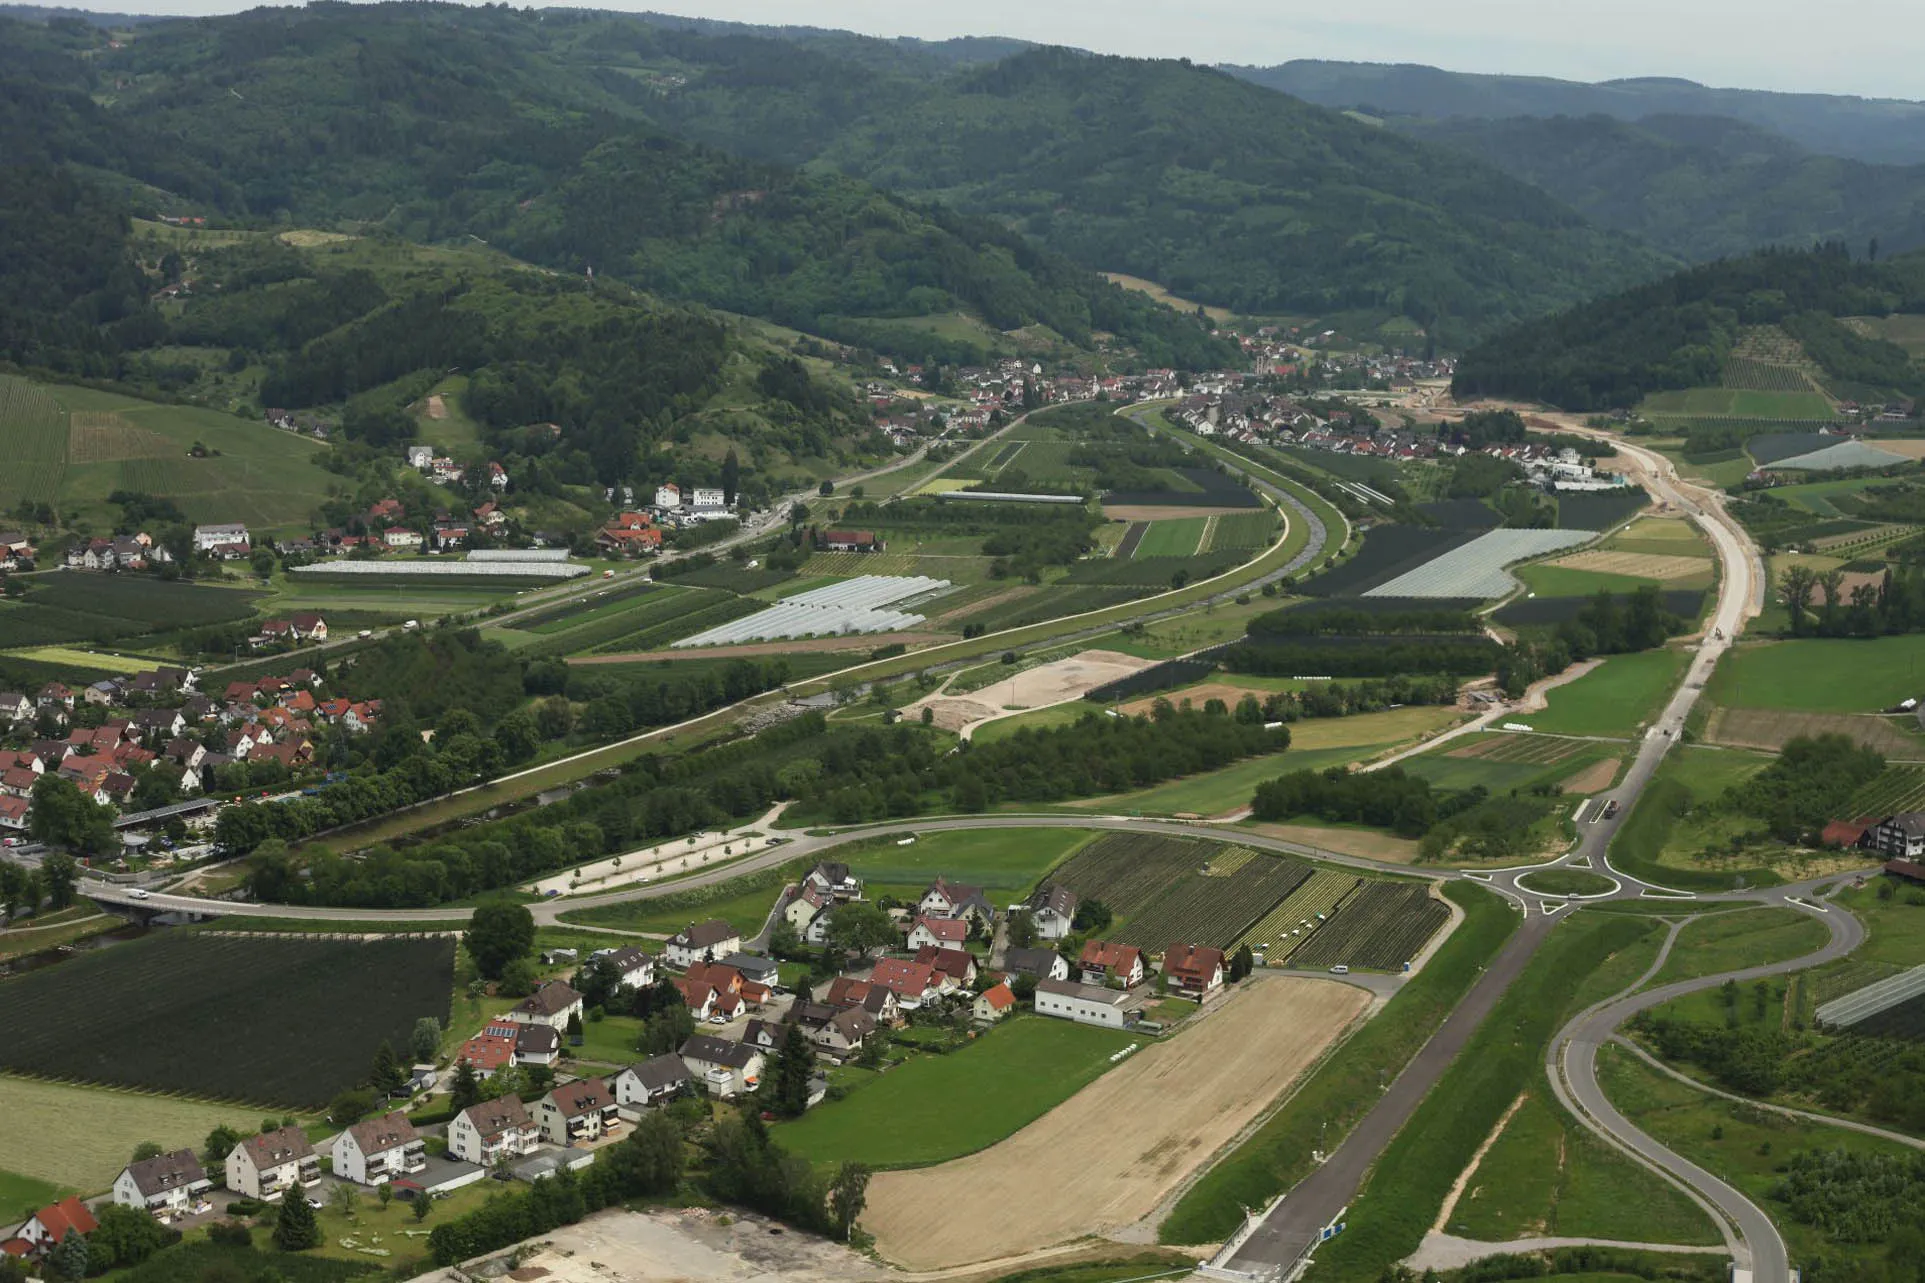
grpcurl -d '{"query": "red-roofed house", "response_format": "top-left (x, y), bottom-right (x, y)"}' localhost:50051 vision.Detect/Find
top-left (868, 958), bottom-right (941, 1008)
top-left (973, 981), bottom-right (1016, 1023)
top-left (0, 796), bottom-right (30, 830)
top-left (1078, 940), bottom-right (1145, 988)
top-left (1161, 943), bottom-right (1227, 1000)
top-left (913, 945), bottom-right (978, 988)
top-left (906, 916), bottom-right (968, 950)
top-left (8, 1196), bottom-right (97, 1257)
top-left (456, 1032), bottom-right (517, 1074)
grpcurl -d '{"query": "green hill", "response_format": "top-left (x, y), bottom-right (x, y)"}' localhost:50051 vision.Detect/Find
top-left (1452, 245), bottom-right (1925, 411)
top-left (1401, 113), bottom-right (1925, 264)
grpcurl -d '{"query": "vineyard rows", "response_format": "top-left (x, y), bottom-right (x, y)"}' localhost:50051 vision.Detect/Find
top-left (0, 934), bottom-right (455, 1106)
top-left (1848, 766), bottom-right (1925, 818)
top-left (1235, 869), bottom-right (1358, 956)
top-left (1722, 356), bottom-right (1816, 393)
top-left (1457, 733), bottom-right (1588, 765)
top-left (1052, 832), bottom-right (1311, 949)
top-left (1285, 883), bottom-right (1450, 971)
top-left (1205, 509), bottom-right (1280, 552)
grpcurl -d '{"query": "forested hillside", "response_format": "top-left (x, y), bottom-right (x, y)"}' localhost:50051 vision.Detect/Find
top-left (1229, 59), bottom-right (1925, 166)
top-left (1402, 113), bottom-right (1925, 263)
top-left (0, 7), bottom-right (1230, 370)
top-left (1452, 245), bottom-right (1925, 410)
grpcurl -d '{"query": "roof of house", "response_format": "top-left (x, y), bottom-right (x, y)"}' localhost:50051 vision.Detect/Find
top-left (684, 961), bottom-right (742, 992)
top-left (1079, 940), bottom-right (1143, 973)
top-left (809, 860), bottom-right (853, 885)
top-left (123, 1148), bottom-right (207, 1197)
top-left (544, 1078), bottom-right (614, 1118)
top-left (515, 1023), bottom-right (561, 1055)
top-left (345, 1112), bottom-right (419, 1155)
top-left (514, 979), bottom-right (583, 1018)
top-left (912, 916), bottom-right (968, 944)
top-left (1037, 977), bottom-right (1129, 1006)
top-left (978, 981), bottom-right (1016, 1011)
top-left (1163, 943), bottom-right (1226, 982)
top-left (1004, 946), bottom-right (1063, 977)
top-left (624, 1053), bottom-right (694, 1092)
top-left (1876, 813), bottom-right (1925, 837)
top-left (1821, 819), bottom-right (1870, 847)
top-left (924, 876), bottom-right (987, 908)
top-left (29, 1197), bottom-right (97, 1245)
top-left (1028, 883), bottom-right (1079, 918)
top-left (913, 945), bottom-right (976, 978)
top-left (680, 1033), bottom-right (759, 1069)
top-left (671, 918), bottom-right (739, 950)
top-left (1886, 859), bottom-right (1925, 883)
top-left (239, 1125), bottom-right (313, 1169)
top-left (606, 945), bottom-right (652, 973)
top-left (827, 1007), bottom-right (877, 1041)
top-left (720, 951), bottom-right (776, 975)
top-left (457, 1033), bottom-right (516, 1071)
top-left (458, 1093), bottom-right (532, 1140)
top-left (870, 958), bottom-right (938, 995)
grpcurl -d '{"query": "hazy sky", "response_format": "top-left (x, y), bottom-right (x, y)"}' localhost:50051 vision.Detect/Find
top-left (67, 0), bottom-right (1925, 99)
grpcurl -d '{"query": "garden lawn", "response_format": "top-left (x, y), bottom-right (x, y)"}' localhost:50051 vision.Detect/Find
top-left (571, 1014), bottom-right (646, 1066)
top-left (775, 1015), bottom-right (1138, 1168)
top-left (1707, 637), bottom-right (1925, 713)
top-left (1518, 648), bottom-right (1690, 737)
top-left (0, 1167), bottom-right (68, 1221)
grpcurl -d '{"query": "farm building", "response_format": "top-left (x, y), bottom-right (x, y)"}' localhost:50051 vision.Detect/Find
top-left (820, 529), bottom-right (884, 552)
top-left (1865, 814), bottom-right (1925, 859)
top-left (1034, 977), bottom-right (1130, 1028)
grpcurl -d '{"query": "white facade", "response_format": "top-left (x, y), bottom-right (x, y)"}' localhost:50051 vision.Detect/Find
top-left (223, 1127), bottom-right (319, 1201)
top-left (690, 487), bottom-right (726, 510)
top-left (1034, 978), bottom-right (1129, 1029)
top-left (113, 1151), bottom-right (212, 1213)
top-left (654, 483), bottom-right (681, 509)
top-left (328, 1114), bottom-right (426, 1186)
top-left (447, 1097), bottom-right (540, 1167)
top-left (192, 523), bottom-right (248, 552)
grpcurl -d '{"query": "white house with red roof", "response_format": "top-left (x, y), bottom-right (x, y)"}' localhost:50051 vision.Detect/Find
top-left (1078, 940), bottom-right (1145, 988)
top-left (906, 916), bottom-right (968, 950)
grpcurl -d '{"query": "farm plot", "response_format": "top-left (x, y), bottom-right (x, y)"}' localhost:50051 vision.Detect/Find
top-left (0, 374), bottom-right (69, 512)
top-left (1703, 708), bottom-right (1923, 756)
top-left (67, 411), bottom-right (174, 462)
top-left (1133, 517), bottom-right (1210, 558)
top-left (1283, 882), bottom-right (1449, 970)
top-left (1849, 765), bottom-right (1925, 818)
top-left (1364, 528), bottom-right (1594, 599)
top-left (0, 933), bottom-right (455, 1106)
top-left (1552, 549), bottom-right (1713, 581)
top-left (1445, 733), bottom-right (1589, 765)
top-left (29, 576), bottom-right (262, 631)
top-left (1234, 869), bottom-right (1359, 957)
top-left (1301, 525), bottom-right (1480, 597)
top-left (1555, 491), bottom-right (1648, 532)
top-left (1205, 508), bottom-right (1281, 552)
top-left (1114, 521), bottom-right (1149, 558)
top-left (1047, 832), bottom-right (1312, 947)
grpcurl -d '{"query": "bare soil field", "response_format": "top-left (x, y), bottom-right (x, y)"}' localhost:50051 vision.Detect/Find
top-left (1118, 680), bottom-right (1271, 718)
top-left (931, 585), bottom-right (1035, 626)
top-left (423, 394), bottom-right (448, 420)
top-left (905, 650), bottom-right (1153, 731)
top-left (1103, 503), bottom-right (1257, 521)
top-left (570, 632), bottom-right (943, 665)
top-left (1291, 704), bottom-right (1465, 751)
top-left (1552, 549), bottom-right (1713, 580)
top-left (1704, 707), bottom-right (1924, 756)
top-left (1864, 438), bottom-right (1925, 459)
top-left (860, 977), bottom-right (1370, 1270)
top-left (1559, 757), bottom-right (1622, 794)
top-left (1242, 820), bottom-right (1424, 863)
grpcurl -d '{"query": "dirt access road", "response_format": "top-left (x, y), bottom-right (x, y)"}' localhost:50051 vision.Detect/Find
top-left (860, 977), bottom-right (1368, 1269)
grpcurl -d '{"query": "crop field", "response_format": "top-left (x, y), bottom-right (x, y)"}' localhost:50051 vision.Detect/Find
top-left (0, 375), bottom-right (71, 511)
top-left (30, 576), bottom-right (263, 631)
top-left (1204, 508), bottom-right (1280, 552)
top-left (1445, 733), bottom-right (1588, 764)
top-left (0, 934), bottom-right (455, 1106)
top-left (1723, 356), bottom-right (1819, 393)
top-left (1364, 528), bottom-right (1593, 599)
top-left (1234, 869), bottom-right (1359, 956)
top-left (1047, 832), bottom-right (1311, 948)
top-left (1640, 387), bottom-right (1835, 420)
top-left (510, 580), bottom-right (667, 633)
top-left (1283, 882), bottom-right (1450, 970)
top-left (1495, 587), bottom-right (1705, 627)
top-left (1552, 549), bottom-right (1713, 581)
top-left (959, 584), bottom-right (1147, 632)
top-left (1554, 491), bottom-right (1649, 532)
top-left (1133, 517), bottom-right (1209, 558)
top-left (1518, 648), bottom-right (1691, 738)
top-left (576, 591), bottom-right (763, 656)
top-left (1302, 525), bottom-right (1478, 597)
top-left (1848, 765), bottom-right (1925, 817)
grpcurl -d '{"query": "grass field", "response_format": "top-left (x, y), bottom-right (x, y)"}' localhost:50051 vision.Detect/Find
top-left (970, 702), bottom-right (1095, 744)
top-left (1444, 1089), bottom-right (1718, 1244)
top-left (1607, 746), bottom-right (1780, 890)
top-left (0, 1075), bottom-right (269, 1194)
top-left (1707, 637), bottom-right (1925, 713)
top-left (1517, 868), bottom-right (1618, 896)
top-left (1518, 648), bottom-right (1691, 737)
top-left (0, 374), bottom-right (338, 532)
top-left (1133, 517), bottom-right (1210, 558)
top-left (0, 1167), bottom-right (69, 1222)
top-left (1640, 388), bottom-right (1835, 420)
top-left (1078, 743), bottom-right (1386, 817)
top-left (1647, 906), bottom-right (1831, 986)
top-left (1515, 562), bottom-right (1667, 598)
top-left (778, 1016), bottom-right (1137, 1168)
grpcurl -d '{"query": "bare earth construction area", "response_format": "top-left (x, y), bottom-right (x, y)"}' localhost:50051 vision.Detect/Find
top-left (860, 977), bottom-right (1370, 1269)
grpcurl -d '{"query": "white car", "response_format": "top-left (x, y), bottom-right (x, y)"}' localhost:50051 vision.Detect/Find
top-left (128, 888), bottom-right (151, 900)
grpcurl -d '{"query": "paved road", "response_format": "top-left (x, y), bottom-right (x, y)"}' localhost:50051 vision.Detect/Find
top-left (1547, 885), bottom-right (1863, 1283)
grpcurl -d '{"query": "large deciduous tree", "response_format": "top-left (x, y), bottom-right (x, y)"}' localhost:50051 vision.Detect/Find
top-left (466, 899), bottom-right (535, 980)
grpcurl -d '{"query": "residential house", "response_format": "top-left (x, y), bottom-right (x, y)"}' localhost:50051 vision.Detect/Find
top-left (913, 945), bottom-right (978, 988)
top-left (113, 1149), bottom-right (213, 1213)
top-left (1079, 940), bottom-right (1146, 988)
top-left (907, 916), bottom-right (969, 951)
top-left (193, 523), bottom-right (250, 556)
top-left (689, 487), bottom-right (727, 514)
top-left (455, 1031), bottom-right (518, 1075)
top-left (824, 976), bottom-right (901, 1024)
top-left (783, 883), bottom-right (835, 944)
top-left (383, 527), bottom-right (423, 549)
top-left (613, 1055), bottom-right (695, 1109)
top-left (665, 918), bottom-right (741, 968)
top-left (37, 684), bottom-right (72, 711)
top-left (812, 1007), bottom-right (876, 1061)
top-left (604, 945), bottom-right (655, 989)
top-left (224, 1125), bottom-right (320, 1201)
top-left (1034, 977), bottom-right (1131, 1029)
top-left (487, 461), bottom-right (508, 490)
top-left (1162, 943), bottom-right (1227, 1000)
top-left (868, 958), bottom-right (942, 1008)
top-left (513, 1023), bottom-right (561, 1067)
top-left (974, 981), bottom-right (1016, 1023)
top-left (0, 767), bottom-right (38, 798)
top-left (328, 1113), bottom-right (425, 1186)
top-left (820, 530), bottom-right (882, 553)
top-left (719, 953), bottom-right (779, 988)
top-left (803, 860), bottom-right (862, 901)
top-left (1003, 946), bottom-right (1070, 983)
top-left (502, 980), bottom-right (584, 1031)
top-left (431, 522), bottom-right (470, 551)
top-left (678, 1034), bottom-right (764, 1097)
top-left (918, 877), bottom-right (994, 928)
top-left (597, 511), bottom-right (661, 555)
top-left (406, 445), bottom-right (435, 469)
top-left (5, 1197), bottom-right (96, 1259)
top-left (740, 1018), bottom-right (786, 1055)
top-left (653, 483), bottom-right (682, 510)
top-left (1864, 813), bottom-right (1925, 859)
top-left (671, 977), bottom-right (717, 1021)
top-left (448, 1095), bottom-right (540, 1166)
top-left (1024, 884), bottom-right (1080, 940)
top-left (0, 796), bottom-right (29, 829)
top-left (0, 692), bottom-right (30, 723)
top-left (289, 612), bottom-right (328, 641)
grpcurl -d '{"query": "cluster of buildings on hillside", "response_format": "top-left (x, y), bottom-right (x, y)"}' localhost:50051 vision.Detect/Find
top-left (404, 446), bottom-right (510, 493)
top-left (0, 663), bottom-right (377, 832)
